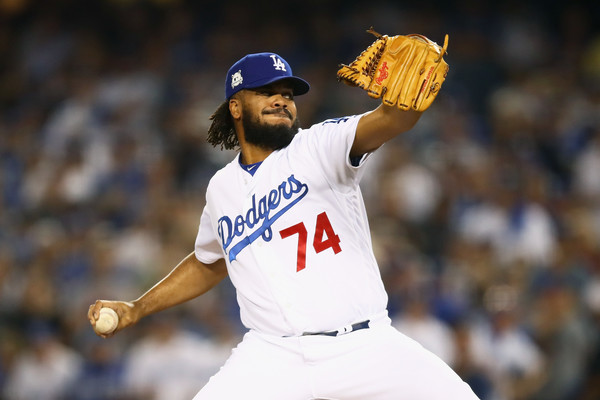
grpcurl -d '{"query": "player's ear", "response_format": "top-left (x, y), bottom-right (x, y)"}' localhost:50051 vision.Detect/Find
top-left (229, 98), bottom-right (242, 120)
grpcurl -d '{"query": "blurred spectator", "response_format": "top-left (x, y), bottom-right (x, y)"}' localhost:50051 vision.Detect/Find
top-left (528, 285), bottom-right (596, 400)
top-left (452, 321), bottom-right (495, 400)
top-left (466, 285), bottom-right (546, 400)
top-left (392, 292), bottom-right (457, 367)
top-left (65, 340), bottom-right (125, 400)
top-left (121, 313), bottom-right (231, 400)
top-left (3, 321), bottom-right (83, 400)
top-left (453, 153), bottom-right (559, 268)
top-left (578, 285), bottom-right (600, 400)
top-left (572, 133), bottom-right (600, 200)
top-left (380, 144), bottom-right (443, 225)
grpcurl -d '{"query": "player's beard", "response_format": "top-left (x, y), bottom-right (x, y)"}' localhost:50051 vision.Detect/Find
top-left (242, 109), bottom-right (299, 151)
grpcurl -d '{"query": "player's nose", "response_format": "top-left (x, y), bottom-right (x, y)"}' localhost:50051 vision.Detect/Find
top-left (272, 95), bottom-right (289, 108)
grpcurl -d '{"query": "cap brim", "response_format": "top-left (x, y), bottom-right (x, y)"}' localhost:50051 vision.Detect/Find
top-left (246, 76), bottom-right (310, 96)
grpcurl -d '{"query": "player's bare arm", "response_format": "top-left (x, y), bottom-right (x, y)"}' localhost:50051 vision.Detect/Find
top-left (351, 105), bottom-right (422, 157)
top-left (88, 253), bottom-right (227, 337)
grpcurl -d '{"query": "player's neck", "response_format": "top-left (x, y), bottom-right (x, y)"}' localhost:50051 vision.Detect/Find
top-left (239, 144), bottom-right (272, 165)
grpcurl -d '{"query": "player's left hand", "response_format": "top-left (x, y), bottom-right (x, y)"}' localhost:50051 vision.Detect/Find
top-left (337, 28), bottom-right (449, 112)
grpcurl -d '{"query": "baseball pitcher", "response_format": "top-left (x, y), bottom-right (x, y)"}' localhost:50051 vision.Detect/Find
top-left (89, 29), bottom-right (480, 399)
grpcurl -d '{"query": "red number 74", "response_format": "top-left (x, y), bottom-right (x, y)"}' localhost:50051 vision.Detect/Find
top-left (279, 211), bottom-right (342, 272)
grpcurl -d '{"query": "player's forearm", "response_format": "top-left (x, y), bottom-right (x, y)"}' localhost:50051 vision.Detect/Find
top-left (132, 252), bottom-right (228, 320)
top-left (351, 105), bottom-right (422, 157)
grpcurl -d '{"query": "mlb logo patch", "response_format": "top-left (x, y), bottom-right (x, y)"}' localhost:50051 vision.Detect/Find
top-left (231, 70), bottom-right (243, 89)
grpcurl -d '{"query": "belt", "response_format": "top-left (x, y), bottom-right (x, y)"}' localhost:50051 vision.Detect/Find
top-left (301, 319), bottom-right (370, 337)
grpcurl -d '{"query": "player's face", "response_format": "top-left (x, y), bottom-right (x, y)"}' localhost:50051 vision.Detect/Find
top-left (247, 81), bottom-right (298, 127)
top-left (239, 82), bottom-right (300, 150)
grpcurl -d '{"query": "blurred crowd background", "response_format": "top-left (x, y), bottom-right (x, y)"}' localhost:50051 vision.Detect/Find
top-left (1, 0), bottom-right (599, 399)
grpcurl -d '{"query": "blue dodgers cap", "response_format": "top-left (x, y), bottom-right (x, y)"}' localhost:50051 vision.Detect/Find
top-left (225, 52), bottom-right (310, 99)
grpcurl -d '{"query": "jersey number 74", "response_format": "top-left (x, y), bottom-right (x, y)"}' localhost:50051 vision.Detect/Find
top-left (279, 211), bottom-right (342, 272)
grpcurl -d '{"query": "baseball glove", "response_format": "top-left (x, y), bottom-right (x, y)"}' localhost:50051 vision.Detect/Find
top-left (337, 28), bottom-right (449, 112)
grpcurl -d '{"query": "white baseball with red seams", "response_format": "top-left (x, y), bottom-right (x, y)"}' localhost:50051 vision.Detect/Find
top-left (95, 307), bottom-right (119, 334)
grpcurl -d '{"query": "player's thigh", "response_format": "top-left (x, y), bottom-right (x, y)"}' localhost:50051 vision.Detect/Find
top-left (314, 325), bottom-right (479, 400)
top-left (193, 332), bottom-right (312, 400)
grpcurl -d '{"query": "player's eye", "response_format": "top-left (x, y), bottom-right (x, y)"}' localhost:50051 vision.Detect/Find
top-left (255, 89), bottom-right (293, 100)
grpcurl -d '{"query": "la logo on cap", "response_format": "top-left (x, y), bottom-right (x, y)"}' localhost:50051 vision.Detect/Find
top-left (270, 55), bottom-right (287, 71)
top-left (231, 70), bottom-right (243, 89)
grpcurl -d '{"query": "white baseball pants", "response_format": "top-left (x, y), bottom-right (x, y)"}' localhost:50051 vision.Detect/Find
top-left (193, 316), bottom-right (479, 400)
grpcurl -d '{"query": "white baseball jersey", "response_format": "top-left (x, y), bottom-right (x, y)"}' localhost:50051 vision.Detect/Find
top-left (194, 113), bottom-right (389, 337)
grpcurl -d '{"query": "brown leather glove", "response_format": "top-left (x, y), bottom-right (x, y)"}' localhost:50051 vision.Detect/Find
top-left (337, 28), bottom-right (449, 111)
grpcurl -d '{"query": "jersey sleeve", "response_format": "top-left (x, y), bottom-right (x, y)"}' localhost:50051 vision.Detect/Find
top-left (299, 113), bottom-right (374, 190)
top-left (194, 204), bottom-right (224, 264)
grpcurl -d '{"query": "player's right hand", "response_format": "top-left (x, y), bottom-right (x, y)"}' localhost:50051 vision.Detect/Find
top-left (88, 299), bottom-right (137, 338)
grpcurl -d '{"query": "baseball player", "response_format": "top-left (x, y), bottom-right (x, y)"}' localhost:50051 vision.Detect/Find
top-left (89, 31), bottom-right (480, 399)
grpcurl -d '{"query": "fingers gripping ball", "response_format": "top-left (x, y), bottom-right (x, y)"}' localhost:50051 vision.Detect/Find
top-left (95, 307), bottom-right (119, 335)
top-left (337, 28), bottom-right (449, 112)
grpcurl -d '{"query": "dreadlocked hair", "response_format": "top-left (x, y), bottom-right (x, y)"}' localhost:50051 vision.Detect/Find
top-left (207, 100), bottom-right (239, 150)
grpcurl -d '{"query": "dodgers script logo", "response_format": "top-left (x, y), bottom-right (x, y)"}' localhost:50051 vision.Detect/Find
top-left (218, 174), bottom-right (308, 262)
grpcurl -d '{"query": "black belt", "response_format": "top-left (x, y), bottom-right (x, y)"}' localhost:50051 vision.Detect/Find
top-left (301, 320), bottom-right (370, 337)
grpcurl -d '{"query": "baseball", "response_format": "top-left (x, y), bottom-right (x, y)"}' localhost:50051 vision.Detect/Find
top-left (95, 307), bottom-right (119, 334)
